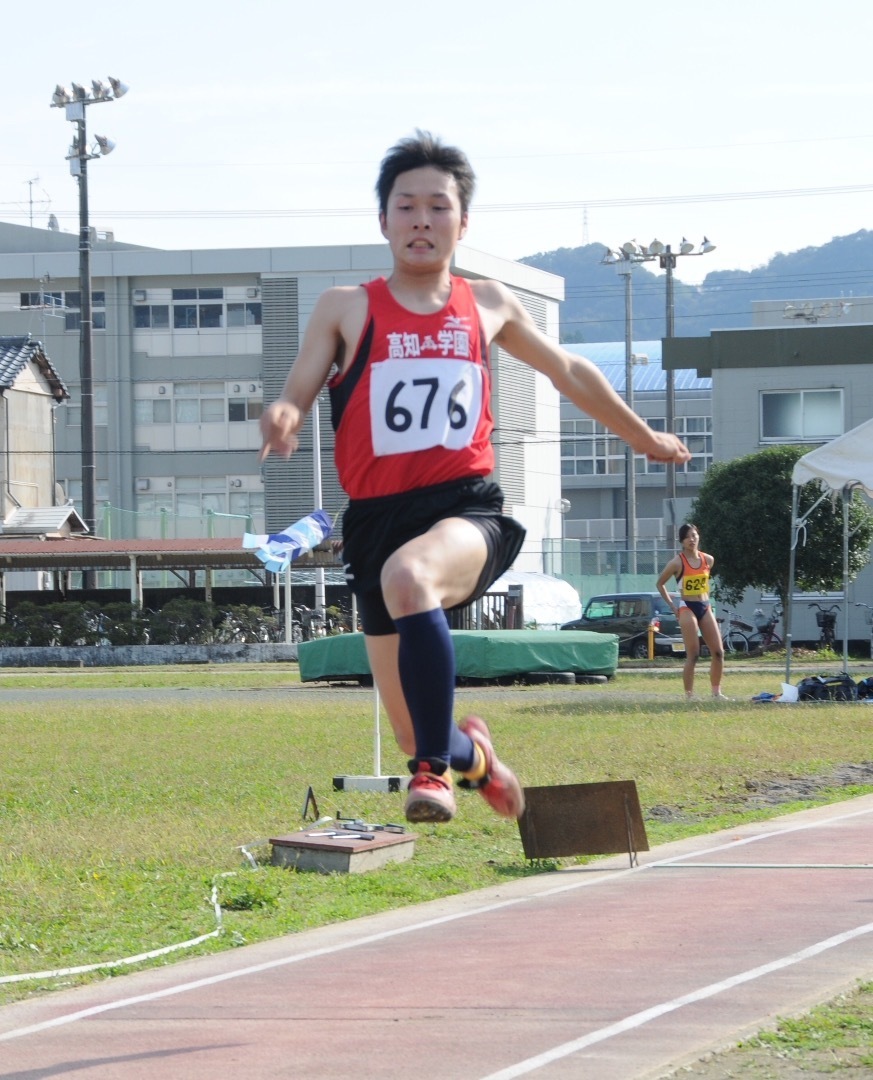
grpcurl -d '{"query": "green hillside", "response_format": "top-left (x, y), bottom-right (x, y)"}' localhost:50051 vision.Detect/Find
top-left (520, 229), bottom-right (873, 342)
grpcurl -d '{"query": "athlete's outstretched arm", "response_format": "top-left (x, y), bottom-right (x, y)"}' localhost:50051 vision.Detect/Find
top-left (473, 280), bottom-right (691, 465)
top-left (259, 287), bottom-right (358, 461)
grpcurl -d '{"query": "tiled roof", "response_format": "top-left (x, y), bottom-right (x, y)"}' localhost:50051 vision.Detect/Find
top-left (0, 335), bottom-right (69, 401)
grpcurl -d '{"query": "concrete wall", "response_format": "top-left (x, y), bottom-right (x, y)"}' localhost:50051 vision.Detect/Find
top-left (0, 642), bottom-right (298, 666)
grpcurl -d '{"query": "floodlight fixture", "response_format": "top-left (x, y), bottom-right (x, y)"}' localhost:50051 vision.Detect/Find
top-left (94, 134), bottom-right (115, 156)
top-left (108, 77), bottom-right (129, 98)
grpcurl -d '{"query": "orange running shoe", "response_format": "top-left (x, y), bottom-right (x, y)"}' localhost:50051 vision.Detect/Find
top-left (405, 761), bottom-right (456, 823)
top-left (458, 715), bottom-right (525, 819)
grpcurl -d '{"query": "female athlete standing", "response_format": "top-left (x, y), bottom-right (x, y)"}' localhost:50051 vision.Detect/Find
top-left (656, 523), bottom-right (725, 699)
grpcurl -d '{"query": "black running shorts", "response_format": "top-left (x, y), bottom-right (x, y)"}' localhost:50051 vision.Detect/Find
top-left (341, 476), bottom-right (526, 636)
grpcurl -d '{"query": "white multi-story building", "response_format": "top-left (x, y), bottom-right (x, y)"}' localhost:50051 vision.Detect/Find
top-left (0, 221), bottom-right (565, 576)
top-left (560, 340), bottom-right (712, 543)
top-left (664, 303), bottom-right (873, 643)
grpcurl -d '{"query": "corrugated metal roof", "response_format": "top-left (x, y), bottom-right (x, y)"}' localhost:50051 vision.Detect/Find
top-left (0, 537), bottom-right (341, 572)
top-left (565, 340), bottom-right (712, 394)
top-left (0, 335), bottom-right (69, 401)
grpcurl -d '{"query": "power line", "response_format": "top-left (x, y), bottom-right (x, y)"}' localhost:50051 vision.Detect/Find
top-left (3, 181), bottom-right (872, 223)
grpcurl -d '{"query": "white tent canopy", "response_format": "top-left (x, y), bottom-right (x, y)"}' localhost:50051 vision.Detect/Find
top-left (791, 417), bottom-right (873, 497)
top-left (786, 417), bottom-right (873, 679)
top-left (490, 569), bottom-right (582, 630)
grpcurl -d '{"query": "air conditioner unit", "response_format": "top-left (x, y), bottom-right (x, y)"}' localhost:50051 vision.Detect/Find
top-left (246, 287), bottom-right (260, 298)
top-left (133, 289), bottom-right (146, 303)
top-left (230, 479), bottom-right (243, 488)
top-left (135, 478), bottom-right (150, 491)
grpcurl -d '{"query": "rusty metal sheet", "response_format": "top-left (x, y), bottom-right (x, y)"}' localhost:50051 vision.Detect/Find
top-left (517, 780), bottom-right (649, 861)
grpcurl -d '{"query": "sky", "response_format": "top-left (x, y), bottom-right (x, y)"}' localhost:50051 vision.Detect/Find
top-left (4, 0), bottom-right (873, 286)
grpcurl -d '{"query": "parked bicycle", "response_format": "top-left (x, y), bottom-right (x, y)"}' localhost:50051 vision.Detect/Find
top-left (745, 604), bottom-right (784, 653)
top-left (293, 604), bottom-right (328, 641)
top-left (809, 602), bottom-right (839, 651)
top-left (714, 607), bottom-right (754, 654)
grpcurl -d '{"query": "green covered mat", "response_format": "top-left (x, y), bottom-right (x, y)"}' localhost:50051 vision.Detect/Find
top-left (298, 630), bottom-right (617, 682)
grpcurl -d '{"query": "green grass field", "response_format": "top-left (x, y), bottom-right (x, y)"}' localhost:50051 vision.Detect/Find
top-left (1, 661), bottom-right (871, 1073)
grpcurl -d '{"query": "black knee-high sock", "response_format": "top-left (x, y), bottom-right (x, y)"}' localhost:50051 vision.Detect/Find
top-left (394, 608), bottom-right (476, 771)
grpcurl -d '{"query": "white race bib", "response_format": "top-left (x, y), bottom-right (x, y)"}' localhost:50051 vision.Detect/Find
top-left (369, 358), bottom-right (483, 457)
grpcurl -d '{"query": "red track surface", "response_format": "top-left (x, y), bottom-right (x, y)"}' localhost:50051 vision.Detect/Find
top-left (2, 796), bottom-right (872, 1080)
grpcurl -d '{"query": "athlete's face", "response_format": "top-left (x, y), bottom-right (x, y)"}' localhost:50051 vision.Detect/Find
top-left (681, 527), bottom-right (700, 551)
top-left (380, 166), bottom-right (468, 267)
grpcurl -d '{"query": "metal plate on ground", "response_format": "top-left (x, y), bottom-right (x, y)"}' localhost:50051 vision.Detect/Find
top-left (517, 780), bottom-right (649, 861)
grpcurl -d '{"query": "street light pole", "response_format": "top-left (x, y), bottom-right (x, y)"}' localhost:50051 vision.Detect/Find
top-left (648, 238), bottom-right (715, 547)
top-left (621, 263), bottom-right (637, 568)
top-left (603, 237), bottom-right (715, 551)
top-left (663, 245), bottom-right (677, 544)
top-left (50, 78), bottom-right (127, 539)
top-left (601, 247), bottom-right (645, 573)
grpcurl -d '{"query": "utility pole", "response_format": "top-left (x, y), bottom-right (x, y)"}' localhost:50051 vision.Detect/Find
top-left (603, 238), bottom-right (716, 551)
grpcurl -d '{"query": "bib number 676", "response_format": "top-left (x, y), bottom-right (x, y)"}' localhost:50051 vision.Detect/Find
top-left (385, 377), bottom-right (467, 432)
top-left (370, 359), bottom-right (483, 456)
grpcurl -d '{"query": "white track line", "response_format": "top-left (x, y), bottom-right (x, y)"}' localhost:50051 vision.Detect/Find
top-left (477, 921), bottom-right (873, 1079)
top-left (2, 803), bottom-right (871, 1045)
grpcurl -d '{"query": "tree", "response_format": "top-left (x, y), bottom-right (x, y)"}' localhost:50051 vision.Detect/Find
top-left (691, 445), bottom-right (873, 607)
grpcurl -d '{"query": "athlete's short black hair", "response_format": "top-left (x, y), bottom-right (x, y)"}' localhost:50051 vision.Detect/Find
top-left (376, 130), bottom-right (476, 216)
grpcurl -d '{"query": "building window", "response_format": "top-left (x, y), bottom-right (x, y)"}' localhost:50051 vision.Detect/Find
top-left (173, 382), bottom-right (225, 423)
top-left (560, 419), bottom-right (624, 476)
top-left (761, 390), bottom-right (842, 441)
top-left (228, 396), bottom-right (263, 422)
top-left (20, 291), bottom-right (63, 310)
top-left (65, 385), bottom-right (109, 429)
top-left (134, 382), bottom-right (263, 449)
top-left (134, 305), bottom-right (170, 329)
top-left (229, 489), bottom-right (264, 523)
top-left (133, 290), bottom-right (262, 332)
top-left (171, 287), bottom-right (225, 329)
top-left (676, 416), bottom-right (712, 474)
top-left (636, 416), bottom-right (711, 475)
top-left (227, 302), bottom-right (262, 326)
top-left (199, 304), bottom-right (223, 328)
top-left (174, 304), bottom-right (199, 329)
top-left (134, 399), bottom-right (172, 424)
top-left (560, 415), bottom-right (712, 478)
top-left (135, 477), bottom-right (264, 529)
top-left (65, 292), bottom-right (106, 331)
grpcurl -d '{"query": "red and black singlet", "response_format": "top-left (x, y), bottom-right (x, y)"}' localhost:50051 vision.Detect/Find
top-left (328, 276), bottom-right (494, 499)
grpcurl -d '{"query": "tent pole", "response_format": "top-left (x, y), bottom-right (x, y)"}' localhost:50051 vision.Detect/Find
top-left (785, 483), bottom-right (800, 684)
top-left (843, 486), bottom-right (850, 672)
